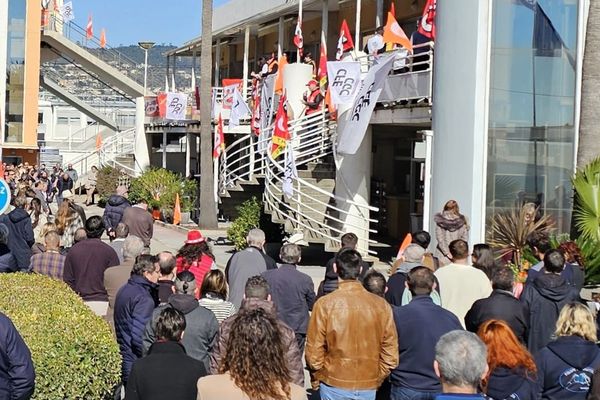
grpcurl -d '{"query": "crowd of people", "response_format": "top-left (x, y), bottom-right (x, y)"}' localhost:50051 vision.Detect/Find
top-left (1, 185), bottom-right (600, 400)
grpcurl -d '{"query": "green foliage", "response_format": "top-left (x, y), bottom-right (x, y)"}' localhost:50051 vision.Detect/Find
top-left (227, 197), bottom-right (262, 250)
top-left (128, 168), bottom-right (197, 212)
top-left (572, 157), bottom-right (600, 242)
top-left (0, 273), bottom-right (120, 399)
top-left (95, 166), bottom-right (122, 200)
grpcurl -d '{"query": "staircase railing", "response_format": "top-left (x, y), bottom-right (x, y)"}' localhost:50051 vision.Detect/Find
top-left (218, 133), bottom-right (269, 194)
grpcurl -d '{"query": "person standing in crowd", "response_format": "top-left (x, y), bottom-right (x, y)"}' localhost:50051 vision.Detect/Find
top-left (390, 267), bottom-right (463, 400)
top-left (29, 198), bottom-right (47, 243)
top-left (535, 303), bottom-right (600, 399)
top-left (65, 193), bottom-right (87, 225)
top-left (471, 243), bottom-right (496, 279)
top-left (0, 312), bottom-right (35, 399)
top-left (127, 308), bottom-right (207, 400)
top-left (32, 181), bottom-right (49, 214)
top-left (156, 251), bottom-right (177, 304)
top-left (31, 222), bottom-right (57, 255)
top-left (122, 198), bottom-right (154, 251)
top-left (477, 320), bottom-right (539, 399)
top-left (104, 236), bottom-right (146, 329)
top-left (521, 249), bottom-right (579, 353)
top-left (143, 271), bottom-right (218, 371)
top-left (199, 270), bottom-right (237, 323)
top-left (210, 275), bottom-right (304, 387)
top-left (303, 52), bottom-right (317, 77)
top-left (73, 227), bottom-right (87, 245)
top-left (30, 231), bottom-right (65, 280)
top-left (109, 223), bottom-right (129, 263)
top-left (225, 229), bottom-right (272, 309)
top-left (433, 200), bottom-right (469, 265)
top-left (434, 240), bottom-right (492, 325)
top-left (302, 79), bottom-right (323, 116)
top-left (0, 224), bottom-right (16, 273)
top-left (176, 231), bottom-right (215, 297)
top-left (306, 249), bottom-right (398, 399)
top-left (412, 230), bottom-right (439, 271)
top-left (63, 216), bottom-right (120, 316)
top-left (56, 173), bottom-right (73, 206)
top-left (198, 308), bottom-right (307, 400)
top-left (55, 200), bottom-right (84, 250)
top-left (262, 244), bottom-right (315, 352)
top-left (114, 255), bottom-right (160, 385)
top-left (434, 331), bottom-right (489, 399)
top-left (363, 270), bottom-right (387, 298)
top-left (84, 165), bottom-right (98, 206)
top-left (103, 186), bottom-right (131, 240)
top-left (65, 163), bottom-right (78, 184)
top-left (465, 266), bottom-right (529, 344)
top-left (0, 196), bottom-right (34, 271)
top-left (366, 26), bottom-right (385, 55)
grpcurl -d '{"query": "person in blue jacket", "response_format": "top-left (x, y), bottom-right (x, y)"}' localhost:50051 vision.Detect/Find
top-left (114, 254), bottom-right (159, 385)
top-left (0, 312), bottom-right (35, 399)
top-left (535, 302), bottom-right (600, 400)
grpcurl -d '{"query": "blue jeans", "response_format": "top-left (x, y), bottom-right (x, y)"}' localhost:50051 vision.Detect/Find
top-left (320, 383), bottom-right (376, 400)
top-left (390, 386), bottom-right (438, 400)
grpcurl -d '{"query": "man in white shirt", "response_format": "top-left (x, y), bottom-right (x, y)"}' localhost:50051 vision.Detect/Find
top-left (367, 27), bottom-right (385, 55)
top-left (434, 239), bottom-right (492, 326)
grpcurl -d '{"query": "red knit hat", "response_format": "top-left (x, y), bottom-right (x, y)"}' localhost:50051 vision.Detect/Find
top-left (185, 230), bottom-right (205, 244)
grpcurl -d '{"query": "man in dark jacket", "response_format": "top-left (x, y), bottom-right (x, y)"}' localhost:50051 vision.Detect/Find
top-left (0, 196), bottom-right (34, 271)
top-left (210, 275), bottom-right (305, 387)
top-left (126, 307), bottom-right (207, 400)
top-left (391, 267), bottom-right (463, 399)
top-left (262, 243), bottom-right (315, 351)
top-left (521, 249), bottom-right (580, 353)
top-left (114, 255), bottom-right (160, 384)
top-left (142, 271), bottom-right (218, 371)
top-left (56, 172), bottom-right (73, 206)
top-left (465, 266), bottom-right (529, 343)
top-left (102, 186), bottom-right (130, 240)
top-left (0, 312), bottom-right (35, 400)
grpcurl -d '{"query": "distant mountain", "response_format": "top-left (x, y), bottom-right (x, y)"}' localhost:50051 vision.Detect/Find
top-left (110, 45), bottom-right (194, 68)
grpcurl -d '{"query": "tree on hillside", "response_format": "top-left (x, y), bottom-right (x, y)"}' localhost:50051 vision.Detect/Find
top-left (199, 0), bottom-right (218, 229)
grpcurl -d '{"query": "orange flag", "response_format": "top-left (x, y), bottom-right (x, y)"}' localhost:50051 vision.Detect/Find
top-left (173, 193), bottom-right (181, 225)
top-left (274, 55), bottom-right (288, 96)
top-left (396, 233), bottom-right (413, 259)
top-left (383, 11), bottom-right (413, 52)
top-left (100, 29), bottom-right (107, 49)
top-left (95, 133), bottom-right (102, 150)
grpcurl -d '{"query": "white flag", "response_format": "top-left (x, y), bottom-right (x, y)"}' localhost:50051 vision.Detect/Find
top-left (282, 144), bottom-right (298, 200)
top-left (222, 84), bottom-right (238, 110)
top-left (327, 61), bottom-right (361, 106)
top-left (258, 75), bottom-right (276, 154)
top-left (165, 92), bottom-right (188, 121)
top-left (229, 88), bottom-right (251, 129)
top-left (337, 54), bottom-right (396, 155)
top-left (61, 2), bottom-right (75, 22)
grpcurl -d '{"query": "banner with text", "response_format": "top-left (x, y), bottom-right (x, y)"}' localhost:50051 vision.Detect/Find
top-left (165, 92), bottom-right (188, 121)
top-left (327, 61), bottom-right (361, 106)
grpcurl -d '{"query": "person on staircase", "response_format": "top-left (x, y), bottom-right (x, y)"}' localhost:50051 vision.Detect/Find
top-left (302, 79), bottom-right (323, 117)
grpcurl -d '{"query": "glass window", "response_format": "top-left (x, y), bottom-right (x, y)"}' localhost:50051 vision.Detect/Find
top-left (486, 0), bottom-right (579, 234)
top-left (5, 0), bottom-right (27, 143)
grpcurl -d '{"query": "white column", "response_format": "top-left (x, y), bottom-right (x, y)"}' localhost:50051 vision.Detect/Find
top-left (376, 0), bottom-right (384, 27)
top-left (185, 133), bottom-right (192, 177)
top-left (242, 26), bottom-right (250, 99)
top-left (134, 97), bottom-right (150, 175)
top-left (162, 131), bottom-right (167, 169)
top-left (355, 0), bottom-right (362, 50)
top-left (278, 16), bottom-right (284, 58)
top-left (214, 39), bottom-right (221, 86)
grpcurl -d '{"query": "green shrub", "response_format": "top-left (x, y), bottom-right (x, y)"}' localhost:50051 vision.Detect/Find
top-left (96, 166), bottom-right (123, 201)
top-left (227, 197), bottom-right (262, 250)
top-left (128, 168), bottom-right (197, 213)
top-left (0, 273), bottom-right (121, 399)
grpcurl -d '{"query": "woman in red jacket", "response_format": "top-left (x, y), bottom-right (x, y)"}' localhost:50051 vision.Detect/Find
top-left (176, 230), bottom-right (215, 298)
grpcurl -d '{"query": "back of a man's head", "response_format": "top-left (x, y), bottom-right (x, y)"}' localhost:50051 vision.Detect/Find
top-left (527, 231), bottom-right (551, 255)
top-left (363, 271), bottom-right (386, 297)
top-left (13, 196), bottom-right (26, 209)
top-left (174, 271), bottom-right (196, 295)
top-left (157, 251), bottom-right (177, 276)
top-left (114, 222), bottom-right (129, 239)
top-left (74, 228), bottom-right (87, 243)
top-left (340, 233), bottom-right (358, 250)
top-left (449, 240), bottom-right (469, 260)
top-left (244, 275), bottom-right (270, 300)
top-left (335, 248), bottom-right (362, 280)
top-left (412, 231), bottom-right (431, 249)
top-left (491, 267), bottom-right (514, 291)
top-left (122, 235), bottom-right (145, 261)
top-left (246, 228), bottom-right (266, 247)
top-left (85, 216), bottom-right (104, 239)
top-left (435, 330), bottom-right (487, 391)
top-left (44, 231), bottom-right (61, 250)
top-left (544, 249), bottom-right (565, 274)
top-left (132, 254), bottom-right (158, 276)
top-left (156, 307), bottom-right (186, 342)
top-left (279, 243), bottom-right (301, 264)
top-left (404, 244), bottom-right (425, 263)
top-left (407, 266), bottom-right (435, 296)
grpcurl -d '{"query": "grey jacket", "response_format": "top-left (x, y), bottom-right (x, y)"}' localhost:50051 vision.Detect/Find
top-left (225, 247), bottom-right (267, 309)
top-left (433, 211), bottom-right (469, 265)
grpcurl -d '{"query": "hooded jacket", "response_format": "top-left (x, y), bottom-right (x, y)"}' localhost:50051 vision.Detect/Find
top-left (486, 367), bottom-right (539, 400)
top-left (535, 335), bottom-right (600, 399)
top-left (102, 195), bottom-right (131, 231)
top-left (520, 274), bottom-right (579, 353)
top-left (142, 293), bottom-right (219, 371)
top-left (433, 211), bottom-right (469, 265)
top-left (0, 208), bottom-right (34, 271)
top-left (0, 313), bottom-right (35, 400)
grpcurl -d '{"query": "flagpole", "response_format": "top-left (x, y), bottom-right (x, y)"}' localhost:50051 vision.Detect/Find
top-left (298, 0), bottom-right (303, 62)
top-left (355, 0), bottom-right (361, 51)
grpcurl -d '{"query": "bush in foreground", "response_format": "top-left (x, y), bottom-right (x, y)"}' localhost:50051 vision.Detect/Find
top-left (0, 273), bottom-right (120, 399)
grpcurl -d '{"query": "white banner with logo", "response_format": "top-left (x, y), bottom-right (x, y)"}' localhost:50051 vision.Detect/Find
top-left (327, 61), bottom-right (361, 106)
top-left (258, 75), bottom-right (276, 154)
top-left (229, 88), bottom-right (251, 129)
top-left (165, 92), bottom-right (188, 121)
top-left (222, 84), bottom-right (238, 110)
top-left (61, 2), bottom-right (75, 22)
top-left (337, 54), bottom-right (396, 155)
top-left (282, 143), bottom-right (298, 200)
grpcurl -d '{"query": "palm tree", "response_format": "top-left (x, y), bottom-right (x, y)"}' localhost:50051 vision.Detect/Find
top-left (199, 0), bottom-right (218, 229)
top-left (578, 0), bottom-right (600, 168)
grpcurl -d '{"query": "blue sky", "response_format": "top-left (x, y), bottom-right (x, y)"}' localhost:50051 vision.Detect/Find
top-left (69, 0), bottom-right (229, 47)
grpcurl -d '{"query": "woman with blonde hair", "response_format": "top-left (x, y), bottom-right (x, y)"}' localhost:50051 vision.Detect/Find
top-left (478, 320), bottom-right (539, 399)
top-left (198, 270), bottom-right (236, 323)
top-left (535, 303), bottom-right (600, 399)
top-left (55, 201), bottom-right (83, 249)
top-left (433, 200), bottom-right (469, 265)
top-left (31, 222), bottom-right (58, 255)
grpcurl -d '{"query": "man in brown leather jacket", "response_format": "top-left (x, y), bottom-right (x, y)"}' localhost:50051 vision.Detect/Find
top-left (306, 249), bottom-right (398, 399)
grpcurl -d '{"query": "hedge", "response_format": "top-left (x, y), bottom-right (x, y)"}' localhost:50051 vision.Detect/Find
top-left (0, 273), bottom-right (121, 399)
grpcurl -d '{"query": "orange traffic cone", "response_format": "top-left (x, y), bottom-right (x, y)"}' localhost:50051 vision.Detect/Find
top-left (173, 193), bottom-right (182, 225)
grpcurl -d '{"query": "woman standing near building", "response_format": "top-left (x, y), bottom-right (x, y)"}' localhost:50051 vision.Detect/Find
top-left (85, 165), bottom-right (98, 206)
top-left (434, 200), bottom-right (469, 265)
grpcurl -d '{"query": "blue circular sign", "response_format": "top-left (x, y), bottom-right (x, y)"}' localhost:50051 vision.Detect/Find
top-left (0, 180), bottom-right (11, 215)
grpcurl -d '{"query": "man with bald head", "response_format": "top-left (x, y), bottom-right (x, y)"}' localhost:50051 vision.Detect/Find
top-left (156, 251), bottom-right (177, 304)
top-left (30, 231), bottom-right (65, 280)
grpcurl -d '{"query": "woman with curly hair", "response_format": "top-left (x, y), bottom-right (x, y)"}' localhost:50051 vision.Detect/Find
top-left (196, 308), bottom-right (307, 400)
top-left (55, 200), bottom-right (83, 249)
top-left (558, 241), bottom-right (585, 268)
top-left (478, 319), bottom-right (539, 399)
top-left (176, 230), bottom-right (215, 298)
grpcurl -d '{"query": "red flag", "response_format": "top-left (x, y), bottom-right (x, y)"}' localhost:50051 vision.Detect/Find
top-left (195, 86), bottom-right (200, 110)
top-left (213, 113), bottom-right (225, 158)
top-left (317, 31), bottom-right (328, 90)
top-left (252, 92), bottom-right (261, 136)
top-left (383, 12), bottom-right (413, 52)
top-left (271, 95), bottom-right (289, 159)
top-left (390, 1), bottom-right (395, 17)
top-left (86, 15), bottom-right (93, 39)
top-left (336, 19), bottom-right (355, 60)
top-left (157, 92), bottom-right (167, 118)
top-left (293, 19), bottom-right (304, 54)
top-left (173, 193), bottom-right (182, 225)
top-left (99, 29), bottom-right (107, 48)
top-left (418, 0), bottom-right (436, 40)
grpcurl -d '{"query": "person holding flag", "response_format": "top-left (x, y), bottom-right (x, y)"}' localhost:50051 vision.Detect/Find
top-left (366, 26), bottom-right (385, 56)
top-left (301, 80), bottom-right (323, 117)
